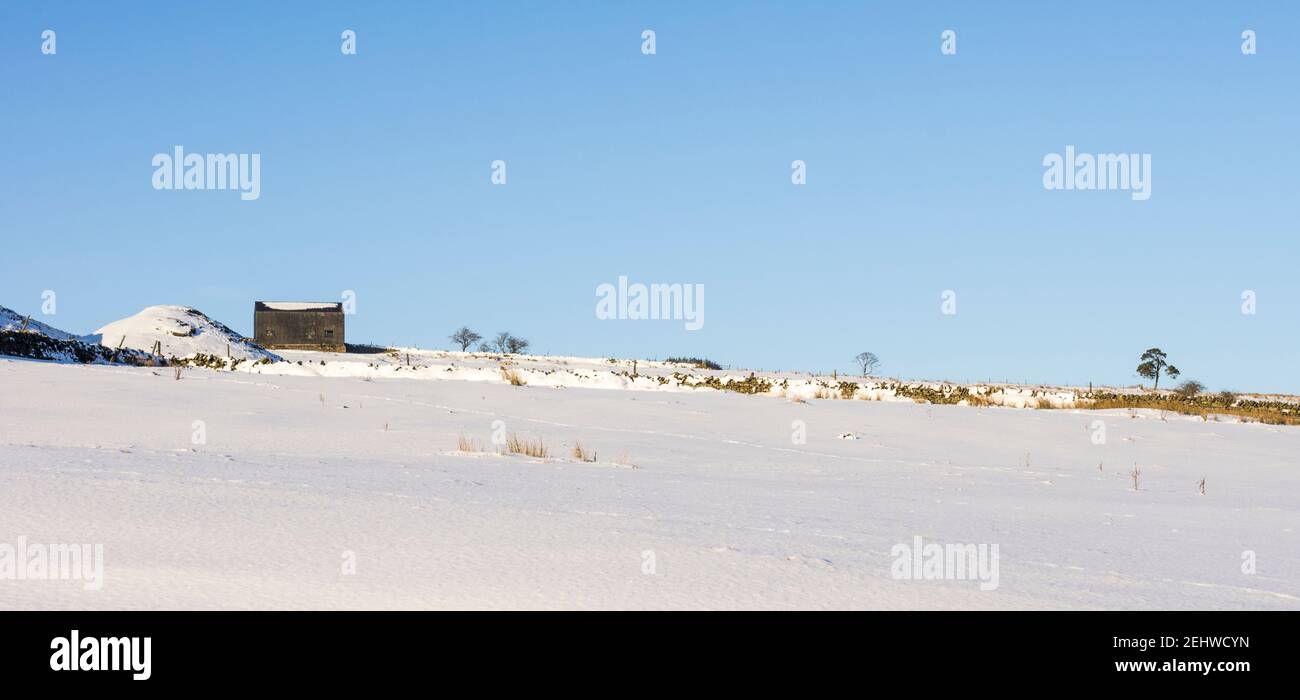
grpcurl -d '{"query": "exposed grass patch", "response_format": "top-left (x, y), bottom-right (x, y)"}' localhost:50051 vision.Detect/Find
top-left (506, 433), bottom-right (548, 458)
top-left (1084, 397), bottom-right (1300, 425)
top-left (671, 372), bottom-right (773, 395)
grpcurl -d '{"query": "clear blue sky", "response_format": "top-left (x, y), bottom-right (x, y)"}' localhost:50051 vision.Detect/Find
top-left (2, 2), bottom-right (1297, 392)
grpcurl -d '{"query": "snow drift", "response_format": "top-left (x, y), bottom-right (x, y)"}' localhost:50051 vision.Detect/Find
top-left (92, 305), bottom-right (279, 363)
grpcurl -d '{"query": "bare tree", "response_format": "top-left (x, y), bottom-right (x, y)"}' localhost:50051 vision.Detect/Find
top-left (854, 351), bottom-right (880, 376)
top-left (492, 331), bottom-right (512, 353)
top-left (505, 335), bottom-right (530, 354)
top-left (449, 326), bottom-right (482, 352)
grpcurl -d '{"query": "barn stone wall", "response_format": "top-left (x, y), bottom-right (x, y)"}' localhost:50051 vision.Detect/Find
top-left (253, 306), bottom-right (345, 352)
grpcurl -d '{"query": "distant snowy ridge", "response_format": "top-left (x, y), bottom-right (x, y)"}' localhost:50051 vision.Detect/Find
top-left (226, 346), bottom-right (1298, 419)
top-left (0, 330), bottom-right (162, 365)
top-left (0, 303), bottom-right (161, 365)
top-left (0, 305), bottom-right (77, 340)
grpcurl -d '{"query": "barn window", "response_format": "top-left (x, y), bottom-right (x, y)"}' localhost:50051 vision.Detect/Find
top-left (324, 329), bottom-right (334, 337)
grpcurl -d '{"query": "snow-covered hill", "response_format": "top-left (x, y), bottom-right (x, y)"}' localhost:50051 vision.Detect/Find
top-left (92, 305), bottom-right (279, 363)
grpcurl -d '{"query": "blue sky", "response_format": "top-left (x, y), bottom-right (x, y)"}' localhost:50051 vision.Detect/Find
top-left (2, 2), bottom-right (1297, 392)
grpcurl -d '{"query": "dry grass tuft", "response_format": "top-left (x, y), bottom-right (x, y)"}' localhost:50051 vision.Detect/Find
top-left (501, 368), bottom-right (527, 386)
top-left (457, 433), bottom-right (479, 452)
top-left (571, 441), bottom-right (597, 462)
top-left (506, 433), bottom-right (548, 458)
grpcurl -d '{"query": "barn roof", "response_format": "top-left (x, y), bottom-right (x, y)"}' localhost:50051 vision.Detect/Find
top-left (255, 301), bottom-right (344, 312)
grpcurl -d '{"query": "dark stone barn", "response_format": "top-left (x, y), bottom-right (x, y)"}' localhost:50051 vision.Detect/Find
top-left (253, 301), bottom-right (345, 352)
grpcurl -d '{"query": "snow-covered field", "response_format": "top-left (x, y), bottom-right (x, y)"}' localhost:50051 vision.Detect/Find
top-left (2, 351), bottom-right (1297, 610)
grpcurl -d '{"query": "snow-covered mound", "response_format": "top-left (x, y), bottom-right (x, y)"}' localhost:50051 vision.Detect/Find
top-left (92, 305), bottom-right (279, 363)
top-left (0, 305), bottom-right (77, 340)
